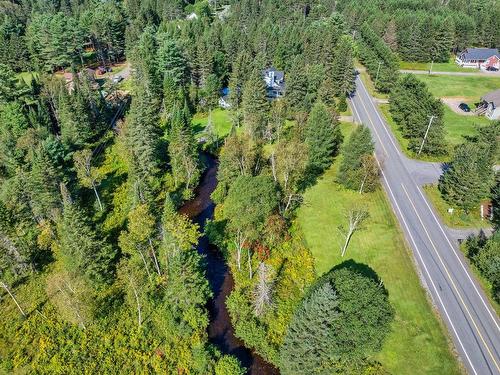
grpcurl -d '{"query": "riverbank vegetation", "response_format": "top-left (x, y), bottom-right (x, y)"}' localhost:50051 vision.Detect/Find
top-left (1, 0), bottom-right (488, 373)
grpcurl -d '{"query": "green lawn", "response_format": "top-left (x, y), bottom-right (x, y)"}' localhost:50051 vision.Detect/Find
top-left (400, 58), bottom-right (474, 73)
top-left (297, 154), bottom-right (461, 374)
top-left (423, 185), bottom-right (491, 229)
top-left (415, 75), bottom-right (500, 100)
top-left (192, 108), bottom-right (232, 139)
top-left (442, 106), bottom-right (493, 146)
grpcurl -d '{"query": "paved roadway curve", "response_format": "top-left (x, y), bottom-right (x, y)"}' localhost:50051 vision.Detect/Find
top-left (350, 74), bottom-right (500, 375)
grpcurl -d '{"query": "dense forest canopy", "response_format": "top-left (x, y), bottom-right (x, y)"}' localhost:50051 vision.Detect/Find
top-left (0, 0), bottom-right (498, 374)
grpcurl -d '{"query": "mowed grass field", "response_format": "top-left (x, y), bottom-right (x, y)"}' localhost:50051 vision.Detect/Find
top-left (192, 108), bottom-right (233, 138)
top-left (400, 58), bottom-right (475, 73)
top-left (442, 106), bottom-right (492, 146)
top-left (296, 123), bottom-right (461, 375)
top-left (415, 74), bottom-right (500, 100)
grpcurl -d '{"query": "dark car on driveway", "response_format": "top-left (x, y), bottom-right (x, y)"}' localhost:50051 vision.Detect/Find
top-left (458, 103), bottom-right (471, 112)
top-left (486, 66), bottom-right (499, 72)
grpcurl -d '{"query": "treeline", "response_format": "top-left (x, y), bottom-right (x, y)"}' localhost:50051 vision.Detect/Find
top-left (464, 232), bottom-right (499, 305)
top-left (358, 23), bottom-right (400, 93)
top-left (339, 0), bottom-right (500, 62)
top-left (0, 0), bottom-right (397, 373)
top-left (389, 74), bottom-right (445, 155)
top-left (439, 123), bottom-right (499, 211)
top-left (1, 0), bottom-right (126, 72)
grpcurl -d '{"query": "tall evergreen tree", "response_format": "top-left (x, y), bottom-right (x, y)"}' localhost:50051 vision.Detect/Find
top-left (337, 125), bottom-right (378, 192)
top-left (279, 263), bottom-right (394, 374)
top-left (285, 61), bottom-right (309, 112)
top-left (57, 86), bottom-right (93, 148)
top-left (58, 184), bottom-right (116, 284)
top-left (331, 35), bottom-right (355, 97)
top-left (125, 87), bottom-right (162, 202)
top-left (390, 74), bottom-right (446, 155)
top-left (168, 104), bottom-right (200, 196)
top-left (305, 101), bottom-right (342, 175)
top-left (439, 142), bottom-right (494, 211)
top-left (242, 69), bottom-right (269, 139)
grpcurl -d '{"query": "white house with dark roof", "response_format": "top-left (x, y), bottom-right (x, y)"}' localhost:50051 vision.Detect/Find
top-left (263, 67), bottom-right (285, 98)
top-left (455, 48), bottom-right (500, 69)
top-left (477, 89), bottom-right (500, 120)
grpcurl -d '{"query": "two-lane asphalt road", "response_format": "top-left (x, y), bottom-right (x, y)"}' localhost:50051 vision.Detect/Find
top-left (350, 75), bottom-right (500, 375)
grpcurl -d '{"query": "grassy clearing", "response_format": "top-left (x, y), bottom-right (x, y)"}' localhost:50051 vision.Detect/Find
top-left (400, 58), bottom-right (474, 73)
top-left (423, 185), bottom-right (491, 229)
top-left (192, 108), bottom-right (232, 139)
top-left (442, 106), bottom-right (492, 146)
top-left (415, 75), bottom-right (500, 100)
top-left (296, 142), bottom-right (461, 374)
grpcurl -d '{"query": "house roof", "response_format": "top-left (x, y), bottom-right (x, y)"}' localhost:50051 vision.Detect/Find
top-left (264, 67), bottom-right (284, 81)
top-left (460, 48), bottom-right (499, 60)
top-left (482, 89), bottom-right (500, 106)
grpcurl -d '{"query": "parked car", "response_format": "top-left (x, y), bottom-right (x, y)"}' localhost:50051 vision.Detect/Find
top-left (458, 103), bottom-right (471, 112)
top-left (486, 66), bottom-right (499, 72)
top-left (112, 75), bottom-right (123, 84)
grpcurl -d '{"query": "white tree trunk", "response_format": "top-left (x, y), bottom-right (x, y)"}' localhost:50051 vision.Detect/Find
top-left (91, 182), bottom-right (103, 211)
top-left (130, 278), bottom-right (142, 328)
top-left (247, 248), bottom-right (253, 279)
top-left (1, 281), bottom-right (25, 317)
top-left (148, 239), bottom-right (161, 276)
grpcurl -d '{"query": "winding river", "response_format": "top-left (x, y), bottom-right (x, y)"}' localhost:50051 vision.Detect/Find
top-left (179, 154), bottom-right (279, 375)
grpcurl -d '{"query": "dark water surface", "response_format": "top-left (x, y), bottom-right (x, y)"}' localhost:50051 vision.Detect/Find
top-left (179, 154), bottom-right (279, 375)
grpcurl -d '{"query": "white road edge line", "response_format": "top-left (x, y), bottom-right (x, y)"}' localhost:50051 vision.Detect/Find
top-left (375, 162), bottom-right (478, 375)
top-left (357, 77), bottom-right (401, 153)
top-left (415, 185), bottom-right (500, 332)
top-left (358, 74), bottom-right (500, 333)
top-left (352, 90), bottom-right (389, 156)
top-left (352, 91), bottom-right (479, 373)
top-left (402, 183), bottom-right (500, 373)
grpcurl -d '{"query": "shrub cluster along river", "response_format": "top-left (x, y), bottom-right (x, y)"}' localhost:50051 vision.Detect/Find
top-left (179, 154), bottom-right (279, 375)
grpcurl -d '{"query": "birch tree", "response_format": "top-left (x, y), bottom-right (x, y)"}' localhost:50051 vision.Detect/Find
top-left (0, 280), bottom-right (25, 316)
top-left (253, 262), bottom-right (274, 316)
top-left (119, 204), bottom-right (161, 279)
top-left (73, 149), bottom-right (103, 211)
top-left (274, 137), bottom-right (308, 213)
top-left (223, 176), bottom-right (278, 277)
top-left (338, 209), bottom-right (369, 257)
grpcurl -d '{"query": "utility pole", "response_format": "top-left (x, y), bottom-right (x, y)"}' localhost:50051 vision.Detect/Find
top-left (374, 61), bottom-right (383, 88)
top-left (418, 115), bottom-right (435, 155)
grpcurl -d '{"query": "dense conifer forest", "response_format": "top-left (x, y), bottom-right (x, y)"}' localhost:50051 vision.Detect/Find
top-left (0, 0), bottom-right (498, 374)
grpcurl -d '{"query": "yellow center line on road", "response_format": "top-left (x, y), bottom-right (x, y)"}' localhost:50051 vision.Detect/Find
top-left (352, 91), bottom-right (481, 374)
top-left (351, 90), bottom-right (389, 156)
top-left (401, 183), bottom-right (500, 374)
top-left (375, 161), bottom-right (478, 374)
top-left (357, 75), bottom-right (500, 333)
